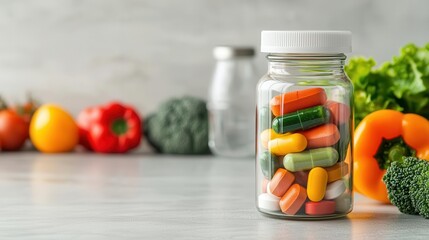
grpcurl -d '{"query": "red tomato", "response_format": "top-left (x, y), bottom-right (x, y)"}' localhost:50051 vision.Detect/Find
top-left (10, 100), bottom-right (39, 124)
top-left (0, 110), bottom-right (29, 151)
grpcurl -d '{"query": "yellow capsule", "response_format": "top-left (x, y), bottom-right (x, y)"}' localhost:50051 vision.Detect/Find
top-left (268, 133), bottom-right (307, 156)
top-left (307, 167), bottom-right (328, 202)
top-left (260, 129), bottom-right (290, 149)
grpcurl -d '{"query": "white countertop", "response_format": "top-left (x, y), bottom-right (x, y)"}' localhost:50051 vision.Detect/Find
top-left (0, 153), bottom-right (427, 239)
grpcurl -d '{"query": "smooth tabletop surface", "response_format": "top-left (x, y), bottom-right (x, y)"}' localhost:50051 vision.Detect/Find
top-left (0, 153), bottom-right (427, 239)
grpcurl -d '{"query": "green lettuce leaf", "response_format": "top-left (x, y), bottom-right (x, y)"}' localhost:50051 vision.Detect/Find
top-left (345, 43), bottom-right (429, 127)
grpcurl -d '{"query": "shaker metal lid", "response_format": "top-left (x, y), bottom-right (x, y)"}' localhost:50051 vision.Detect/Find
top-left (213, 46), bottom-right (255, 60)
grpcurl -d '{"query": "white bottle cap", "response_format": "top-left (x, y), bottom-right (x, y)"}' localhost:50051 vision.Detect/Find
top-left (261, 31), bottom-right (352, 54)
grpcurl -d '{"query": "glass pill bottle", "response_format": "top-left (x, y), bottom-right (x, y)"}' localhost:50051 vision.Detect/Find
top-left (256, 31), bottom-right (353, 219)
top-left (208, 46), bottom-right (258, 158)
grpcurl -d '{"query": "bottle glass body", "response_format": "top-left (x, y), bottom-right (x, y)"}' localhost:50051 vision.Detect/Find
top-left (208, 57), bottom-right (257, 158)
top-left (256, 54), bottom-right (353, 219)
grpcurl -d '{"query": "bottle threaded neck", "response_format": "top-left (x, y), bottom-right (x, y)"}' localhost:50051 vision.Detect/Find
top-left (266, 54), bottom-right (346, 76)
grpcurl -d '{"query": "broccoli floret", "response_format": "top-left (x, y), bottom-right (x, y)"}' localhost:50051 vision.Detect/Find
top-left (383, 158), bottom-right (418, 214)
top-left (383, 157), bottom-right (429, 217)
top-left (143, 96), bottom-right (210, 154)
top-left (410, 171), bottom-right (429, 218)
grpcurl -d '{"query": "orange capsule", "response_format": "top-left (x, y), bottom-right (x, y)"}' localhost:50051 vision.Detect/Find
top-left (325, 162), bottom-right (349, 183)
top-left (325, 101), bottom-right (350, 125)
top-left (299, 124), bottom-right (340, 149)
top-left (270, 88), bottom-right (327, 117)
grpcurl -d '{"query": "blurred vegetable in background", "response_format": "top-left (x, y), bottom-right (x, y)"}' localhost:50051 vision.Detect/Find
top-left (144, 96), bottom-right (210, 154)
top-left (78, 102), bottom-right (142, 153)
top-left (30, 104), bottom-right (79, 153)
top-left (0, 94), bottom-right (209, 155)
top-left (0, 95), bottom-right (39, 151)
top-left (0, 96), bottom-right (7, 110)
top-left (9, 95), bottom-right (39, 124)
top-left (0, 110), bottom-right (29, 151)
top-left (345, 43), bottom-right (429, 126)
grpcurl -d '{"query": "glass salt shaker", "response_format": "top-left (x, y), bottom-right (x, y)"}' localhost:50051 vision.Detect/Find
top-left (208, 46), bottom-right (258, 158)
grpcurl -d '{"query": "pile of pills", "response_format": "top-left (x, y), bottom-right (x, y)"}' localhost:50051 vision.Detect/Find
top-left (258, 88), bottom-right (351, 216)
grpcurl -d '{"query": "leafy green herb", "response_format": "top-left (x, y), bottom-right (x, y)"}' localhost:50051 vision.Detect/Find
top-left (345, 43), bottom-right (429, 126)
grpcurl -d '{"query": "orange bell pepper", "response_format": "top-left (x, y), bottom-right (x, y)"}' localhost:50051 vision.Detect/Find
top-left (354, 110), bottom-right (429, 203)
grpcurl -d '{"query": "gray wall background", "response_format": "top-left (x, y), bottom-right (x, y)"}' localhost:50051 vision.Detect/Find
top-left (1, 0), bottom-right (428, 116)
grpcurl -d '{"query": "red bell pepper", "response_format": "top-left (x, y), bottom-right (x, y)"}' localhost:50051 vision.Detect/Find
top-left (77, 102), bottom-right (142, 153)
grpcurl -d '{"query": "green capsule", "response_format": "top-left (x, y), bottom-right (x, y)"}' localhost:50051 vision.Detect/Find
top-left (259, 151), bottom-right (281, 179)
top-left (283, 147), bottom-right (339, 172)
top-left (272, 105), bottom-right (330, 134)
top-left (258, 106), bottom-right (273, 133)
